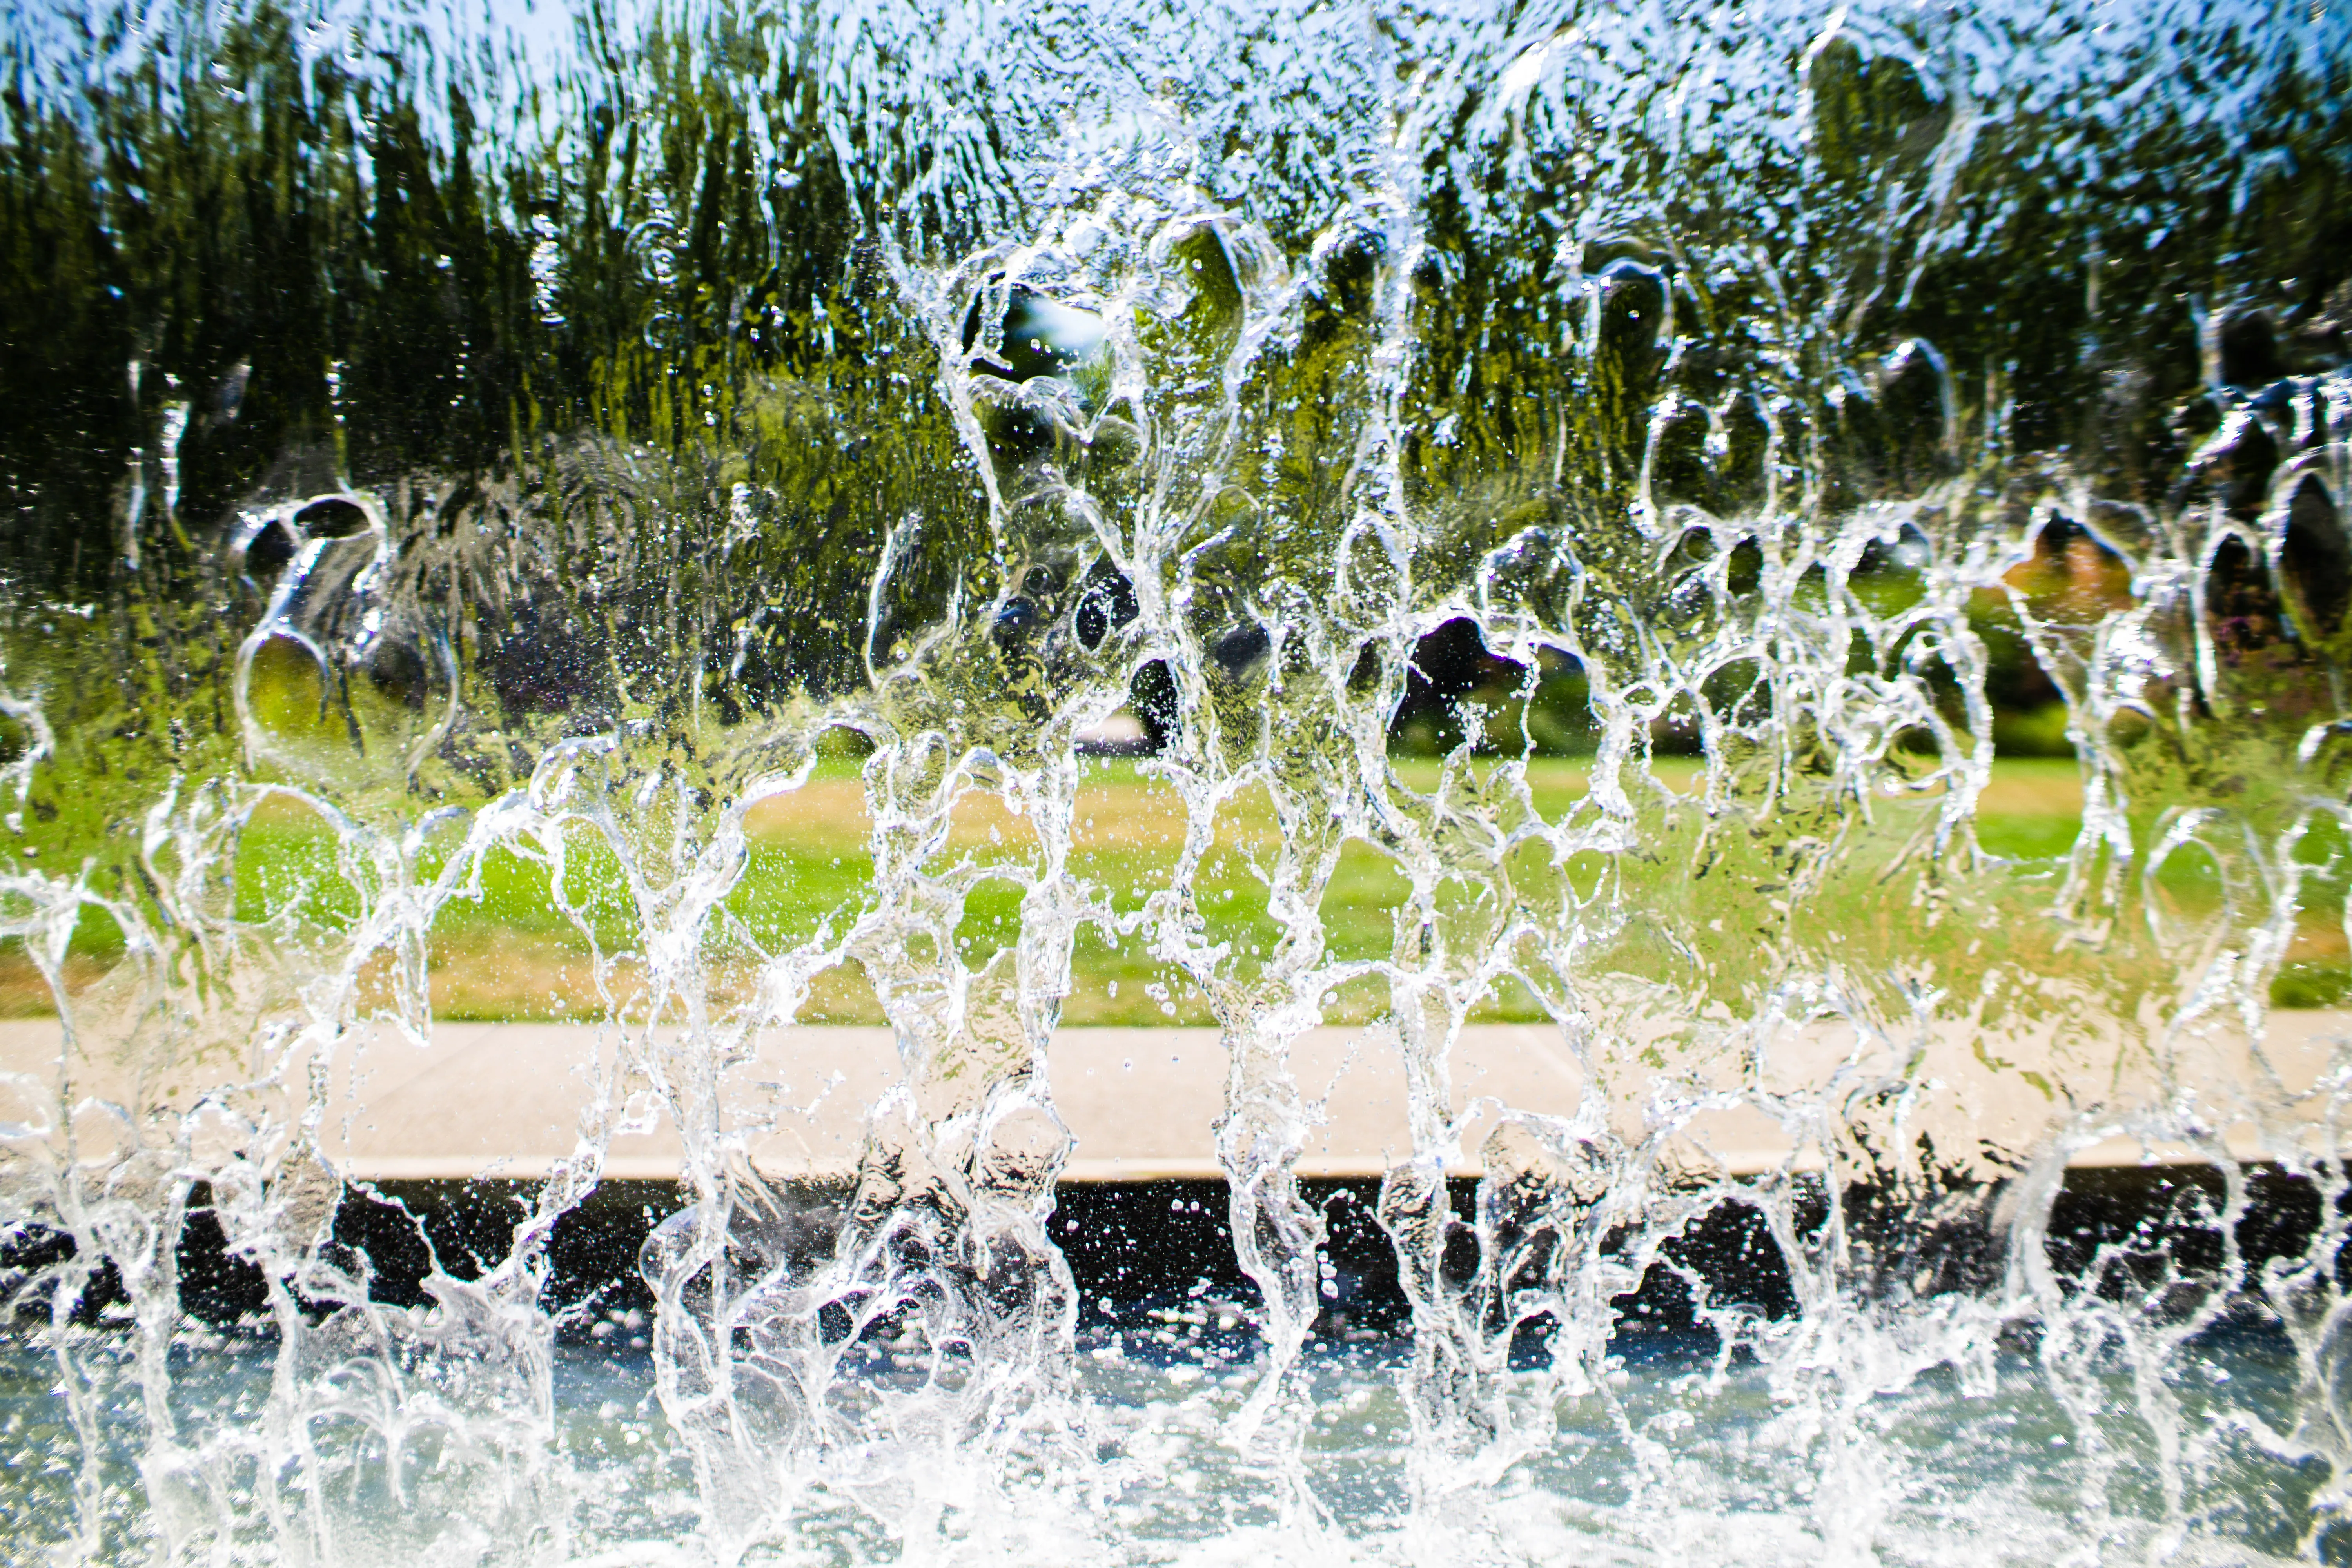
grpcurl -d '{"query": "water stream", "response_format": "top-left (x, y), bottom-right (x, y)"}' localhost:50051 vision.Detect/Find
top-left (3, 0), bottom-right (2352, 1560)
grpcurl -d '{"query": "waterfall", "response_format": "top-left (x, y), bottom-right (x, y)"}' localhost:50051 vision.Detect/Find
top-left (4, 0), bottom-right (2351, 1560)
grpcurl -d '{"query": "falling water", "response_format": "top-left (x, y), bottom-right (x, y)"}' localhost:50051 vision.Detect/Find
top-left (3, 0), bottom-right (2351, 1560)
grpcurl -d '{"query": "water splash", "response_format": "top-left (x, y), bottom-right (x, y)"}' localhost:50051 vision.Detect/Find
top-left (4, 0), bottom-right (2352, 1560)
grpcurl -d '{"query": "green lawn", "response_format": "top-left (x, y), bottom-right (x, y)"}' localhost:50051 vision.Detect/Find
top-left (6, 755), bottom-right (2344, 1023)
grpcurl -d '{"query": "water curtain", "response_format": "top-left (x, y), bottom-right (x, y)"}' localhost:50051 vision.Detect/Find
top-left (3, 0), bottom-right (2351, 1559)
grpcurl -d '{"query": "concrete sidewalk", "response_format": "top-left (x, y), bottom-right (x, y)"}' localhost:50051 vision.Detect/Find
top-left (7, 1013), bottom-right (2350, 1182)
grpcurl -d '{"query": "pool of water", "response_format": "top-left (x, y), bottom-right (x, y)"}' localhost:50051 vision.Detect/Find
top-left (5, 1172), bottom-right (2346, 1564)
top-left (1, 1308), bottom-right (2329, 1565)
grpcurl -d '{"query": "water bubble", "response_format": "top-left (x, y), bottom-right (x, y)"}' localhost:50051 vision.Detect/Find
top-left (1209, 622), bottom-right (1271, 682)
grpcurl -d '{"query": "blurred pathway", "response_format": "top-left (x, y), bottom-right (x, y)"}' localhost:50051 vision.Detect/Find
top-left (7, 1013), bottom-right (2348, 1182)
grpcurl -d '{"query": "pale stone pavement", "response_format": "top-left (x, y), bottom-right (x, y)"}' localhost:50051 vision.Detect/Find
top-left (7, 1012), bottom-right (2351, 1182)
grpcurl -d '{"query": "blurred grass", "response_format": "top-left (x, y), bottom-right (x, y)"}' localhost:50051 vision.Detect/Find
top-left (3, 755), bottom-right (2344, 1022)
